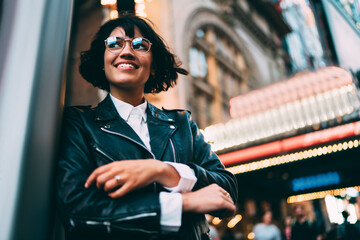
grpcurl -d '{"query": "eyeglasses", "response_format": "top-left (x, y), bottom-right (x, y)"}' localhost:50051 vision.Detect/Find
top-left (104, 36), bottom-right (152, 54)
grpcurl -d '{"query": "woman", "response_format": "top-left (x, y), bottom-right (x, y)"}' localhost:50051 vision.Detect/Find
top-left (253, 211), bottom-right (281, 240)
top-left (282, 216), bottom-right (292, 240)
top-left (57, 14), bottom-right (238, 240)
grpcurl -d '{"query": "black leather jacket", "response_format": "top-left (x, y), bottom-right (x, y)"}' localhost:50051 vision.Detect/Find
top-left (56, 95), bottom-right (238, 240)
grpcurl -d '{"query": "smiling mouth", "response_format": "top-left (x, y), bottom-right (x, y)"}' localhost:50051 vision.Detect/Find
top-left (115, 63), bottom-right (139, 70)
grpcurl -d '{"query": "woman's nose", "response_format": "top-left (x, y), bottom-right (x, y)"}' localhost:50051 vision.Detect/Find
top-left (119, 41), bottom-right (135, 57)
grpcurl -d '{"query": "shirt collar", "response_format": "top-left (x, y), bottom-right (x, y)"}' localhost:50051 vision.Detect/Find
top-left (110, 94), bottom-right (147, 123)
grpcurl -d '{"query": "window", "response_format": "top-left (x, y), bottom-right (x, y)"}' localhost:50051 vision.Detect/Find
top-left (189, 26), bottom-right (248, 127)
top-left (189, 47), bottom-right (208, 78)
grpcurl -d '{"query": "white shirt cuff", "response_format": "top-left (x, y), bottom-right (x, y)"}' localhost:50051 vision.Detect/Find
top-left (160, 192), bottom-right (182, 232)
top-left (163, 162), bottom-right (197, 193)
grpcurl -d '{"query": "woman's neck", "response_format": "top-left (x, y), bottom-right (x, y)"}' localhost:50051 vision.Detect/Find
top-left (110, 88), bottom-right (145, 107)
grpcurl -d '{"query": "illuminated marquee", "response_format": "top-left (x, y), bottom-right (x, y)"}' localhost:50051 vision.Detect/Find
top-left (220, 121), bottom-right (360, 167)
top-left (203, 67), bottom-right (359, 152)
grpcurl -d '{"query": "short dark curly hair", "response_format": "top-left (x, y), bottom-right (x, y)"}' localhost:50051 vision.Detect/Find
top-left (79, 14), bottom-right (188, 93)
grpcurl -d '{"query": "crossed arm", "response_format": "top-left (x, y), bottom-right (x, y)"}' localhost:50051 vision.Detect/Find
top-left (84, 159), bottom-right (236, 215)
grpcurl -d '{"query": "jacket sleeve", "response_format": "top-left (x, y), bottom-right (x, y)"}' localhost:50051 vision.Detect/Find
top-left (185, 112), bottom-right (238, 217)
top-left (56, 107), bottom-right (161, 236)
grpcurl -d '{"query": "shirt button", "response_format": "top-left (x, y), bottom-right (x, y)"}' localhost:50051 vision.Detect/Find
top-left (170, 125), bottom-right (175, 129)
top-left (104, 125), bottom-right (110, 129)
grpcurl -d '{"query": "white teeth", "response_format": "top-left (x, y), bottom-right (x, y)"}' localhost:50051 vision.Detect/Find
top-left (118, 63), bottom-right (135, 69)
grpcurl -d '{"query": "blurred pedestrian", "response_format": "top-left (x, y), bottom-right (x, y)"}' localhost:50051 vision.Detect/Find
top-left (281, 216), bottom-right (292, 240)
top-left (209, 225), bottom-right (220, 240)
top-left (335, 211), bottom-right (360, 240)
top-left (291, 204), bottom-right (322, 240)
top-left (324, 223), bottom-right (338, 240)
top-left (253, 210), bottom-right (281, 240)
top-left (56, 13), bottom-right (237, 240)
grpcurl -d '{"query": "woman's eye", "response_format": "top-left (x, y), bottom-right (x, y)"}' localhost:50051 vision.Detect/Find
top-left (109, 43), bottom-right (121, 48)
top-left (134, 44), bottom-right (146, 50)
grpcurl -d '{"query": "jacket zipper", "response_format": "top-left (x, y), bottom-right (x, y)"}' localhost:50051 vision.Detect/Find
top-left (100, 127), bottom-right (156, 159)
top-left (85, 220), bottom-right (111, 233)
top-left (113, 212), bottom-right (157, 221)
top-left (93, 145), bottom-right (115, 161)
top-left (84, 212), bottom-right (158, 234)
top-left (169, 138), bottom-right (177, 163)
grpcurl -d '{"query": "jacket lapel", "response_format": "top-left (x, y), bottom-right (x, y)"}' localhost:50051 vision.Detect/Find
top-left (93, 95), bottom-right (177, 158)
top-left (147, 104), bottom-right (177, 160)
top-left (94, 95), bottom-right (146, 148)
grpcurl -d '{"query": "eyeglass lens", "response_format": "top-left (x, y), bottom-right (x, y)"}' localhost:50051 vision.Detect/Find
top-left (105, 36), bottom-right (151, 53)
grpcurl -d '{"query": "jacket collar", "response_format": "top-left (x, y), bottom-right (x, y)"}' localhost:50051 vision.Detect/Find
top-left (94, 94), bottom-right (177, 160)
top-left (94, 94), bottom-right (175, 124)
top-left (147, 104), bottom-right (175, 123)
top-left (94, 94), bottom-right (120, 122)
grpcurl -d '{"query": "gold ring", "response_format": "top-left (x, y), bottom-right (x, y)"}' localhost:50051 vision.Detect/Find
top-left (225, 192), bottom-right (230, 198)
top-left (114, 175), bottom-right (121, 184)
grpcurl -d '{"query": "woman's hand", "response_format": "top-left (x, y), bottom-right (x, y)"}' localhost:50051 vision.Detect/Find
top-left (84, 159), bottom-right (180, 198)
top-left (182, 184), bottom-right (236, 217)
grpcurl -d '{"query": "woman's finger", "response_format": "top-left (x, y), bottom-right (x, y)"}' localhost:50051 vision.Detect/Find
top-left (103, 175), bottom-right (122, 192)
top-left (108, 181), bottom-right (132, 198)
top-left (95, 170), bottom-right (119, 189)
top-left (222, 191), bottom-right (234, 204)
top-left (84, 164), bottom-right (112, 188)
top-left (220, 198), bottom-right (236, 212)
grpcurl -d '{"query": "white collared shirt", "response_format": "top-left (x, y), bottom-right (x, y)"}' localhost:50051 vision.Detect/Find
top-left (110, 94), bottom-right (197, 232)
